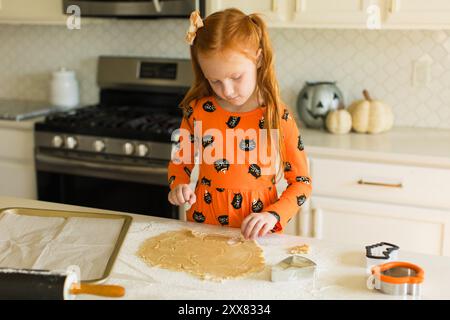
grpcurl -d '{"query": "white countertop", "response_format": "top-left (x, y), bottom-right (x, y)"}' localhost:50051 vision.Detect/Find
top-left (1, 196), bottom-right (450, 300)
top-left (301, 126), bottom-right (450, 169)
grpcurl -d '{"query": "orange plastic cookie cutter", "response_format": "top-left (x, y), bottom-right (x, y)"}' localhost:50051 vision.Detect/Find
top-left (371, 261), bottom-right (424, 284)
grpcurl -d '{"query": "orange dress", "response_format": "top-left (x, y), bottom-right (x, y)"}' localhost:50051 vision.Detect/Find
top-left (168, 96), bottom-right (312, 233)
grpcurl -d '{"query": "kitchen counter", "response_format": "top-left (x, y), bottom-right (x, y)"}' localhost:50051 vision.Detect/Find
top-left (1, 196), bottom-right (450, 300)
top-left (300, 126), bottom-right (450, 169)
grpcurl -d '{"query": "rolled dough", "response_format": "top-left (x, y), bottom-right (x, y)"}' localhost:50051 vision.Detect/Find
top-left (137, 229), bottom-right (265, 281)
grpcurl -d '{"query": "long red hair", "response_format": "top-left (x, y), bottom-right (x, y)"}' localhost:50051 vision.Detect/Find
top-left (180, 8), bottom-right (287, 178)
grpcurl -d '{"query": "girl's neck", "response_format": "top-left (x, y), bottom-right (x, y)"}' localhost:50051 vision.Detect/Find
top-left (215, 90), bottom-right (264, 113)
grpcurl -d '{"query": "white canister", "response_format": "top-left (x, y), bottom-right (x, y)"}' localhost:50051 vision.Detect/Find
top-left (50, 67), bottom-right (80, 109)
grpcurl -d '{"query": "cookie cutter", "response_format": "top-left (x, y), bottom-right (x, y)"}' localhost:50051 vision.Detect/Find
top-left (367, 261), bottom-right (424, 298)
top-left (365, 242), bottom-right (399, 273)
top-left (271, 255), bottom-right (317, 282)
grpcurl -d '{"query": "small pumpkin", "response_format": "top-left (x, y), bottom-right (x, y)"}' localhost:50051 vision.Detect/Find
top-left (325, 109), bottom-right (352, 134)
top-left (348, 90), bottom-right (394, 134)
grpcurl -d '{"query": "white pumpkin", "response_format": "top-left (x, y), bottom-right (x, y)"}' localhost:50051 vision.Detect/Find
top-left (325, 109), bottom-right (352, 134)
top-left (348, 90), bottom-right (394, 134)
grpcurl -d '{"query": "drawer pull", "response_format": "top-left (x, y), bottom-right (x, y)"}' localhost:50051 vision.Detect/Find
top-left (357, 179), bottom-right (403, 188)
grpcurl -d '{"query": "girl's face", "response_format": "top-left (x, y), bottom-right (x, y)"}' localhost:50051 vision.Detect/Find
top-left (198, 48), bottom-right (261, 108)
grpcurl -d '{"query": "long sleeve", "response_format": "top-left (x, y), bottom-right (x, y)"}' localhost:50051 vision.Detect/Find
top-left (265, 110), bottom-right (312, 232)
top-left (167, 100), bottom-right (197, 190)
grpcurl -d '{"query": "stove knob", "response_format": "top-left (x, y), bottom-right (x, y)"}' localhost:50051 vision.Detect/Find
top-left (66, 136), bottom-right (78, 149)
top-left (123, 142), bottom-right (135, 155)
top-left (93, 140), bottom-right (105, 152)
top-left (137, 144), bottom-right (149, 157)
top-left (52, 135), bottom-right (64, 148)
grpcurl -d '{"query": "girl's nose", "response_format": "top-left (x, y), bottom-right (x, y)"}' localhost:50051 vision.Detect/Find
top-left (222, 80), bottom-right (235, 99)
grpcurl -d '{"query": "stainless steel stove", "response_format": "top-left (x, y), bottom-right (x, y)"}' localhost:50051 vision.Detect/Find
top-left (34, 56), bottom-right (193, 218)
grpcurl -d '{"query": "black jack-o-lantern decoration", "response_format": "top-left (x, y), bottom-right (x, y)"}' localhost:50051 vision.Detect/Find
top-left (185, 106), bottom-right (193, 119)
top-left (296, 176), bottom-right (311, 184)
top-left (252, 199), bottom-right (264, 213)
top-left (184, 167), bottom-right (191, 177)
top-left (282, 109), bottom-right (289, 121)
top-left (298, 135), bottom-right (304, 151)
top-left (203, 101), bottom-right (216, 112)
top-left (202, 135), bottom-right (214, 148)
top-left (248, 164), bottom-right (261, 179)
top-left (204, 191), bottom-right (212, 204)
top-left (284, 162), bottom-right (292, 172)
top-left (216, 188), bottom-right (225, 192)
top-left (239, 139), bottom-right (256, 152)
top-left (232, 193), bottom-right (243, 209)
top-left (201, 176), bottom-right (211, 186)
top-left (297, 194), bottom-right (307, 206)
top-left (259, 117), bottom-right (265, 129)
top-left (217, 215), bottom-right (229, 226)
top-left (193, 211), bottom-right (206, 223)
top-left (226, 116), bottom-right (241, 128)
top-left (214, 159), bottom-right (230, 173)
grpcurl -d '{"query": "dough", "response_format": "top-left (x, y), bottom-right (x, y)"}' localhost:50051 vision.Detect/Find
top-left (289, 244), bottom-right (310, 254)
top-left (137, 229), bottom-right (265, 280)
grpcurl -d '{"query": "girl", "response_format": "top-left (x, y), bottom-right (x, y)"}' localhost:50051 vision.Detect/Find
top-left (168, 8), bottom-right (312, 240)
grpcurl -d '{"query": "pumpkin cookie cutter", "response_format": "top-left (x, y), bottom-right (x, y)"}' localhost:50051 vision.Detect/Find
top-left (367, 261), bottom-right (424, 298)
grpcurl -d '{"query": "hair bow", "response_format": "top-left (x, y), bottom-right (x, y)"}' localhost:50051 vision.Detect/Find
top-left (185, 10), bottom-right (204, 45)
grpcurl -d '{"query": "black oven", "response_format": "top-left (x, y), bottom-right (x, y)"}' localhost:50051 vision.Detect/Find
top-left (36, 154), bottom-right (178, 218)
top-left (34, 56), bottom-right (194, 220)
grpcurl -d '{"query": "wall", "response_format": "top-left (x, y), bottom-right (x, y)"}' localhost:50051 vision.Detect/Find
top-left (0, 19), bottom-right (449, 128)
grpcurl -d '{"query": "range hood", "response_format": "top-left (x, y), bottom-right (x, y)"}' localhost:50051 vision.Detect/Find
top-left (63, 0), bottom-right (205, 19)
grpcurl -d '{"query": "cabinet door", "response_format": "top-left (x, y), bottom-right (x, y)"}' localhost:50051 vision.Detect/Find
top-left (206, 0), bottom-right (290, 25)
top-left (311, 195), bottom-right (450, 256)
top-left (0, 0), bottom-right (66, 24)
top-left (383, 0), bottom-right (450, 29)
top-left (291, 0), bottom-right (382, 28)
top-left (0, 161), bottom-right (36, 199)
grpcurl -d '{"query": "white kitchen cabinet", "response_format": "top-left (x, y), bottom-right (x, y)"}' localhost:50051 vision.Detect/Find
top-left (206, 0), bottom-right (381, 28)
top-left (205, 0), bottom-right (290, 25)
top-left (383, 0), bottom-right (450, 29)
top-left (291, 0), bottom-right (382, 29)
top-left (0, 121), bottom-right (37, 199)
top-left (307, 154), bottom-right (450, 256)
top-left (206, 0), bottom-right (450, 29)
top-left (0, 0), bottom-right (66, 24)
top-left (310, 195), bottom-right (450, 256)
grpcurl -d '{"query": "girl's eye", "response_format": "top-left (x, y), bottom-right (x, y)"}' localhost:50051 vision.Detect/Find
top-left (211, 80), bottom-right (220, 85)
top-left (232, 75), bottom-right (242, 81)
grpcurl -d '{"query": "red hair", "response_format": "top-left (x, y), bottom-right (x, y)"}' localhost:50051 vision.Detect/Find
top-left (180, 8), bottom-right (287, 178)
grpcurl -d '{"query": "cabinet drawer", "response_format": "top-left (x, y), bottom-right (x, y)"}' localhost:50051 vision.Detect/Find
top-left (311, 158), bottom-right (450, 210)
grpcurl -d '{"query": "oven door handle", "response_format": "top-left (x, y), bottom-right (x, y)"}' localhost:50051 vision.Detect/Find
top-left (36, 153), bottom-right (169, 174)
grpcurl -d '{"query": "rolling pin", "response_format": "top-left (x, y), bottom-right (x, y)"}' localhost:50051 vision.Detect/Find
top-left (0, 266), bottom-right (125, 300)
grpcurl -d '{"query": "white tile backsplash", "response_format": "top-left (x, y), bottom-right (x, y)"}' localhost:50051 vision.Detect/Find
top-left (0, 19), bottom-right (449, 128)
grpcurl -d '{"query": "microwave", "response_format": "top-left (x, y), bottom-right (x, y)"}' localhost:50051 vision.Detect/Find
top-left (63, 0), bottom-right (205, 18)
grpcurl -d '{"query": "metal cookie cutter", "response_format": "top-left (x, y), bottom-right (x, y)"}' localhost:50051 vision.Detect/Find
top-left (271, 256), bottom-right (317, 282)
top-left (365, 242), bottom-right (399, 273)
top-left (367, 261), bottom-right (424, 298)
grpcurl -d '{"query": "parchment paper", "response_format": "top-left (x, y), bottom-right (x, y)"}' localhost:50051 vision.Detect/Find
top-left (0, 212), bottom-right (124, 281)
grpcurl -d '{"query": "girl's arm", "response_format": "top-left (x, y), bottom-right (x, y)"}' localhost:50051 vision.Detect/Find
top-left (167, 100), bottom-right (197, 192)
top-left (265, 111), bottom-right (313, 232)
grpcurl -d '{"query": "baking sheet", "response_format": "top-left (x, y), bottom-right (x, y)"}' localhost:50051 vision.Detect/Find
top-left (0, 207), bottom-right (132, 283)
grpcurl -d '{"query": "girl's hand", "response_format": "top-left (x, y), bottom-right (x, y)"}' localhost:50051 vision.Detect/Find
top-left (241, 212), bottom-right (278, 240)
top-left (168, 184), bottom-right (196, 206)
